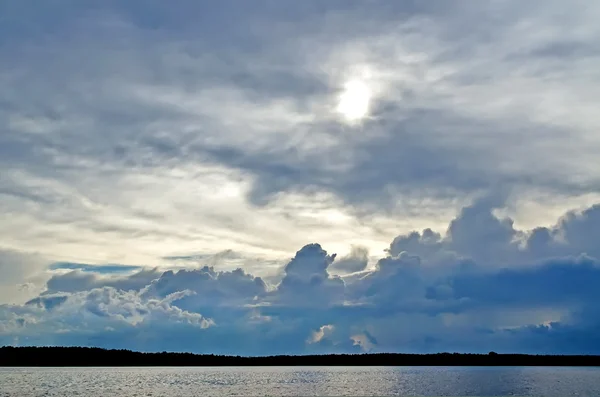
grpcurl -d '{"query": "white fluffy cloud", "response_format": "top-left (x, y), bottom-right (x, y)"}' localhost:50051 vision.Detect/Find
top-left (1, 287), bottom-right (212, 351)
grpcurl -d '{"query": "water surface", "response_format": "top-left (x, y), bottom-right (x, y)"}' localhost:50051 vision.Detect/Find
top-left (2, 366), bottom-right (600, 396)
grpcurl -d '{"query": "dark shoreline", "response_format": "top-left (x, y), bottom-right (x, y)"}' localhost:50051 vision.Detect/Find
top-left (2, 346), bottom-right (600, 367)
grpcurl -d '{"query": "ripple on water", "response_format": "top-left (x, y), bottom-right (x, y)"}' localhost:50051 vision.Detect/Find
top-left (1, 366), bottom-right (600, 396)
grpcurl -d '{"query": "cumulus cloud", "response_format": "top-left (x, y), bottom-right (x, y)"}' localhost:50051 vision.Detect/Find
top-left (308, 324), bottom-right (335, 344)
top-left (329, 245), bottom-right (369, 275)
top-left (0, 286), bottom-right (213, 351)
top-left (1, 201), bottom-right (600, 354)
top-left (388, 198), bottom-right (600, 268)
top-left (273, 244), bottom-right (345, 307)
top-left (140, 266), bottom-right (267, 319)
top-left (43, 268), bottom-right (162, 295)
top-left (351, 331), bottom-right (377, 352)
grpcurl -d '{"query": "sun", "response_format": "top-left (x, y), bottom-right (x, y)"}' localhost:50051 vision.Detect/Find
top-left (336, 80), bottom-right (371, 123)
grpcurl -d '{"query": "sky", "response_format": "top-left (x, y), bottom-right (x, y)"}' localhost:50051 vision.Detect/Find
top-left (2, 0), bottom-right (600, 355)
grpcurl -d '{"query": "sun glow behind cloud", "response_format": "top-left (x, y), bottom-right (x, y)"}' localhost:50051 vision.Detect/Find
top-left (336, 79), bottom-right (372, 123)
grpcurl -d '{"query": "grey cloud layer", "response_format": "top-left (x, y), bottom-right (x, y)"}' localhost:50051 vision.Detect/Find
top-left (2, 0), bottom-right (600, 213)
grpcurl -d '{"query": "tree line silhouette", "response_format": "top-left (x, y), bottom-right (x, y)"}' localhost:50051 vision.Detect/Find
top-left (2, 346), bottom-right (600, 366)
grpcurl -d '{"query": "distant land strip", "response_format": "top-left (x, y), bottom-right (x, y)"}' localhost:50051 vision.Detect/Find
top-left (2, 347), bottom-right (600, 367)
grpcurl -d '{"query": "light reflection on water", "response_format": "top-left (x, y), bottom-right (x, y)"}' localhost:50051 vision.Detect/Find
top-left (1, 366), bottom-right (600, 396)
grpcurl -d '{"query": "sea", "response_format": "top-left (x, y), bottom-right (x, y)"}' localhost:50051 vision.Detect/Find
top-left (1, 366), bottom-right (600, 396)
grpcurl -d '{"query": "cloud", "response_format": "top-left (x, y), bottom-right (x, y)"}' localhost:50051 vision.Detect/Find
top-left (273, 244), bottom-right (345, 308)
top-left (388, 198), bottom-right (600, 268)
top-left (308, 324), bottom-right (335, 344)
top-left (2, 1), bottom-right (600, 355)
top-left (2, 0), bottom-right (600, 272)
top-left (48, 263), bottom-right (143, 273)
top-left (0, 286), bottom-right (213, 351)
top-left (43, 267), bottom-right (162, 295)
top-left (2, 201), bottom-right (600, 354)
top-left (442, 255), bottom-right (600, 307)
top-left (329, 245), bottom-right (369, 275)
top-left (351, 331), bottom-right (378, 352)
top-left (0, 250), bottom-right (48, 304)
